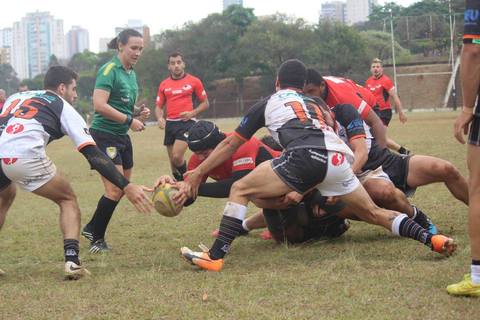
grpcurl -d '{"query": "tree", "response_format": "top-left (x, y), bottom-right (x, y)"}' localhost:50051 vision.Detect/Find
top-left (68, 51), bottom-right (98, 74)
top-left (0, 64), bottom-right (20, 95)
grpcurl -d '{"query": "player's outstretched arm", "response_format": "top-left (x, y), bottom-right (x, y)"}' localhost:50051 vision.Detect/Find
top-left (79, 145), bottom-right (153, 213)
top-left (185, 134), bottom-right (246, 197)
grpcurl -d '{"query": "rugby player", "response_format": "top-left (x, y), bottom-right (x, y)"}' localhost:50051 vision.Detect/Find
top-left (0, 66), bottom-right (152, 279)
top-left (178, 59), bottom-right (455, 272)
top-left (155, 52), bottom-right (209, 181)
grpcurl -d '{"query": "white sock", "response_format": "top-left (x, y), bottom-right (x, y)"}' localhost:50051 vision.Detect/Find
top-left (241, 219), bottom-right (250, 232)
top-left (411, 206), bottom-right (417, 219)
top-left (471, 264), bottom-right (480, 285)
top-left (391, 214), bottom-right (408, 236)
top-left (223, 201), bottom-right (248, 220)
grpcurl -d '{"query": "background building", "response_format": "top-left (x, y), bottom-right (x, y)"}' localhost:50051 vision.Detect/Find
top-left (320, 1), bottom-right (346, 24)
top-left (346, 0), bottom-right (376, 26)
top-left (98, 37), bottom-right (112, 53)
top-left (113, 20), bottom-right (151, 47)
top-left (223, 0), bottom-right (243, 11)
top-left (66, 26), bottom-right (89, 58)
top-left (11, 11), bottom-right (66, 79)
top-left (0, 28), bottom-right (12, 65)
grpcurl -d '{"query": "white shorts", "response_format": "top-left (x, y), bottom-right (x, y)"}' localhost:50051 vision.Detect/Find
top-left (356, 166), bottom-right (391, 184)
top-left (0, 157), bottom-right (57, 192)
top-left (315, 151), bottom-right (360, 197)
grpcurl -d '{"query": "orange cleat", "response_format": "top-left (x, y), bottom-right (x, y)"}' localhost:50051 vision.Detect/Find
top-left (430, 235), bottom-right (456, 257)
top-left (180, 245), bottom-right (224, 272)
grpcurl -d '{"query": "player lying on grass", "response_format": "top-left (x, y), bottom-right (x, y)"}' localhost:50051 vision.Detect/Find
top-left (0, 66), bottom-right (152, 280)
top-left (304, 68), bottom-right (469, 227)
top-left (154, 120), bottom-right (350, 243)
top-left (172, 59), bottom-right (456, 272)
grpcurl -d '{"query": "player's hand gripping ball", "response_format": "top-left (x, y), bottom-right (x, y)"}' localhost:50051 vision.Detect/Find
top-left (152, 183), bottom-right (183, 217)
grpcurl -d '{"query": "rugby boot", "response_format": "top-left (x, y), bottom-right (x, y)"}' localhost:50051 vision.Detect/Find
top-left (64, 261), bottom-right (91, 280)
top-left (447, 274), bottom-right (480, 297)
top-left (180, 245), bottom-right (224, 272)
top-left (430, 235), bottom-right (456, 257)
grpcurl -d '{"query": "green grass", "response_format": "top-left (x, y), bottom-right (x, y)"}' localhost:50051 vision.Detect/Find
top-left (1, 112), bottom-right (479, 319)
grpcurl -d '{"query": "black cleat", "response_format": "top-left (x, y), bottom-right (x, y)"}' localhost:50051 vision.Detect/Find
top-left (89, 239), bottom-right (111, 254)
top-left (81, 224), bottom-right (94, 242)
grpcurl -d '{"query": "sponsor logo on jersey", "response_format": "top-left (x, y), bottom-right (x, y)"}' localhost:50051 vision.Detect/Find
top-left (331, 152), bottom-right (345, 166)
top-left (83, 128), bottom-right (91, 136)
top-left (121, 97), bottom-right (130, 103)
top-left (2, 158), bottom-right (18, 165)
top-left (172, 89), bottom-right (183, 95)
top-left (5, 123), bottom-right (24, 135)
top-left (233, 157), bottom-right (254, 167)
top-left (106, 147), bottom-right (117, 159)
top-left (182, 84), bottom-right (192, 91)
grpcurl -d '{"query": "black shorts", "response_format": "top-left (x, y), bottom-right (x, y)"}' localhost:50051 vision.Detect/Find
top-left (0, 163), bottom-right (11, 191)
top-left (90, 128), bottom-right (134, 170)
top-left (381, 151), bottom-right (416, 196)
top-left (164, 120), bottom-right (196, 146)
top-left (263, 205), bottom-right (347, 244)
top-left (468, 98), bottom-right (480, 146)
top-left (373, 107), bottom-right (393, 126)
top-left (271, 148), bottom-right (328, 194)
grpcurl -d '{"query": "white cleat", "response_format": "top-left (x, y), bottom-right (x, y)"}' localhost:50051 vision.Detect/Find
top-left (0, 268), bottom-right (5, 276)
top-left (64, 261), bottom-right (91, 280)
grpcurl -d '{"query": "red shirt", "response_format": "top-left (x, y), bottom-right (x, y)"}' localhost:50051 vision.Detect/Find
top-left (365, 74), bottom-right (394, 111)
top-left (188, 134), bottom-right (280, 181)
top-left (323, 76), bottom-right (372, 120)
top-left (156, 73), bottom-right (207, 120)
top-left (355, 84), bottom-right (378, 109)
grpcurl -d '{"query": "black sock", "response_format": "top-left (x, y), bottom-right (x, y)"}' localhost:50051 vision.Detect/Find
top-left (398, 216), bottom-right (432, 246)
top-left (64, 239), bottom-right (80, 264)
top-left (173, 162), bottom-right (187, 181)
top-left (91, 196), bottom-right (119, 242)
top-left (412, 206), bottom-right (430, 229)
top-left (209, 215), bottom-right (244, 260)
top-left (473, 260), bottom-right (480, 265)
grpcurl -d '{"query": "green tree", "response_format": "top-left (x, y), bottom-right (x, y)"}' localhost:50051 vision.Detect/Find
top-left (0, 64), bottom-right (20, 95)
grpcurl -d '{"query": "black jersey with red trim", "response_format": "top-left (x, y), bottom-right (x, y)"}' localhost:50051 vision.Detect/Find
top-left (234, 89), bottom-right (353, 159)
top-left (465, 0), bottom-right (480, 41)
top-left (0, 90), bottom-right (95, 158)
top-left (331, 104), bottom-right (366, 144)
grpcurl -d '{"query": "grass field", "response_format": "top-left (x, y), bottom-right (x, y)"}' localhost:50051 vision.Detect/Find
top-left (1, 112), bottom-right (480, 319)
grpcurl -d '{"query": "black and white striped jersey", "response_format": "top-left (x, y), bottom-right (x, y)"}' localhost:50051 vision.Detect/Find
top-left (0, 90), bottom-right (95, 158)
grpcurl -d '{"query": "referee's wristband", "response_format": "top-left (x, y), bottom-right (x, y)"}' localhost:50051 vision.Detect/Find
top-left (124, 114), bottom-right (133, 126)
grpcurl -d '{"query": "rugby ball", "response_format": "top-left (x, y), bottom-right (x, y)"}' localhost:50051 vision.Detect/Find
top-left (152, 183), bottom-right (183, 217)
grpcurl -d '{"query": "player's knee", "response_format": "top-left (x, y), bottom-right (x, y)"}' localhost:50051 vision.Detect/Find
top-left (230, 179), bottom-right (248, 196)
top-left (442, 162), bottom-right (461, 181)
top-left (171, 154), bottom-right (184, 167)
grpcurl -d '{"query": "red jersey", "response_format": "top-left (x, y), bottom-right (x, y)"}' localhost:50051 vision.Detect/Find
top-left (355, 83), bottom-right (378, 109)
top-left (323, 76), bottom-right (372, 120)
top-left (188, 134), bottom-right (280, 181)
top-left (365, 74), bottom-right (394, 111)
top-left (156, 73), bottom-right (207, 120)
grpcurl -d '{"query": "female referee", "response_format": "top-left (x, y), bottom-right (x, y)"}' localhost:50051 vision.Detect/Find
top-left (82, 28), bottom-right (150, 253)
